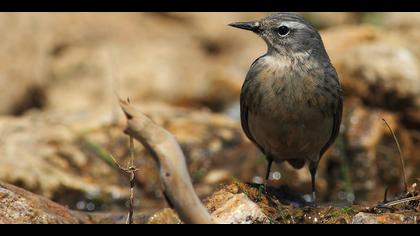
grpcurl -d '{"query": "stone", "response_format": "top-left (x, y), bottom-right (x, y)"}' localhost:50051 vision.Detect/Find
top-left (0, 13), bottom-right (268, 116)
top-left (210, 193), bottom-right (268, 224)
top-left (203, 169), bottom-right (231, 185)
top-left (320, 98), bottom-right (416, 203)
top-left (322, 25), bottom-right (420, 110)
top-left (300, 13), bottom-right (360, 29)
top-left (352, 212), bottom-right (408, 224)
top-left (0, 100), bottom-right (253, 211)
top-left (0, 110), bottom-right (128, 207)
top-left (147, 208), bottom-right (182, 224)
top-left (0, 181), bottom-right (89, 224)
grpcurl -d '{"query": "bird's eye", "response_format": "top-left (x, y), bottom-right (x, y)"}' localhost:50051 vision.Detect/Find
top-left (277, 26), bottom-right (290, 36)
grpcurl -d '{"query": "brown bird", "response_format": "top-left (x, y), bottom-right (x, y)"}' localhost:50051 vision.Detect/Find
top-left (229, 13), bottom-right (343, 203)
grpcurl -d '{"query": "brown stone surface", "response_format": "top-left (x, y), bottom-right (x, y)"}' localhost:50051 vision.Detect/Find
top-left (0, 181), bottom-right (89, 224)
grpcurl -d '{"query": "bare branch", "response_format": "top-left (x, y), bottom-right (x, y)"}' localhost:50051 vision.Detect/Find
top-left (119, 99), bottom-right (212, 224)
top-left (384, 195), bottom-right (420, 207)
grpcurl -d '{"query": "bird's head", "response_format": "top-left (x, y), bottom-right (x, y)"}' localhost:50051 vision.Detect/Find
top-left (229, 13), bottom-right (327, 57)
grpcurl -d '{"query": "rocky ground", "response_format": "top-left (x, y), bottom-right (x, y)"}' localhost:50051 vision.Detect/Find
top-left (0, 12), bottom-right (420, 224)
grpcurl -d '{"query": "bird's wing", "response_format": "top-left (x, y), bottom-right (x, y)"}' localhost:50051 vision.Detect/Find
top-left (240, 87), bottom-right (266, 154)
top-left (240, 56), bottom-right (266, 147)
top-left (240, 83), bottom-right (257, 145)
top-left (320, 73), bottom-right (343, 158)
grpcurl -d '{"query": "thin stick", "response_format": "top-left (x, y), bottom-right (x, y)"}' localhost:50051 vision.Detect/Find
top-left (110, 152), bottom-right (138, 224)
top-left (383, 195), bottom-right (420, 207)
top-left (382, 118), bottom-right (408, 192)
top-left (126, 97), bottom-right (135, 225)
top-left (109, 98), bottom-right (139, 224)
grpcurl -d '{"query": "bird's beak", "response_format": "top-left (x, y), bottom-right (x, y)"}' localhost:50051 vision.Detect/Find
top-left (228, 21), bottom-right (261, 33)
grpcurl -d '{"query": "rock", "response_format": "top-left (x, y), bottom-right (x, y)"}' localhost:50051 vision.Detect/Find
top-left (267, 97), bottom-right (420, 205)
top-left (0, 180), bottom-right (153, 224)
top-left (0, 100), bottom-right (254, 211)
top-left (203, 169), bottom-right (231, 185)
top-left (351, 212), bottom-right (416, 224)
top-left (116, 102), bottom-right (250, 197)
top-left (0, 81), bottom-right (47, 116)
top-left (339, 42), bottom-right (420, 109)
top-left (210, 193), bottom-right (268, 224)
top-left (2, 174), bottom-right (417, 224)
top-left (317, 24), bottom-right (420, 203)
top-left (147, 208), bottom-right (182, 224)
top-left (344, 99), bottom-right (398, 152)
top-left (0, 13), bottom-right (269, 116)
top-left (0, 181), bottom-right (89, 224)
top-left (382, 12), bottom-right (420, 29)
top-left (300, 13), bottom-right (360, 29)
top-left (2, 12), bottom-right (375, 117)
top-left (322, 25), bottom-right (381, 60)
top-left (1, 13), bottom-right (420, 223)
top-left (322, 25), bottom-right (420, 129)
top-left (0, 110), bottom-right (128, 209)
top-left (323, 25), bottom-right (420, 108)
top-left (84, 212), bottom-right (151, 224)
top-left (205, 183), bottom-right (273, 224)
top-left (0, 13), bottom-right (51, 115)
top-left (320, 98), bottom-right (418, 203)
top-left (148, 183), bottom-right (269, 224)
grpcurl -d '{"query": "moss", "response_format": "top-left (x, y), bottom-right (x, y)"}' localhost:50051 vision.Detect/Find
top-left (206, 182), bottom-right (417, 224)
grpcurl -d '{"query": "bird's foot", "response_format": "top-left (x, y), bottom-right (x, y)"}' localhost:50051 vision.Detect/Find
top-left (310, 191), bottom-right (318, 208)
top-left (302, 192), bottom-right (318, 208)
top-left (307, 192), bottom-right (317, 208)
top-left (258, 181), bottom-right (268, 195)
top-left (307, 201), bottom-right (318, 208)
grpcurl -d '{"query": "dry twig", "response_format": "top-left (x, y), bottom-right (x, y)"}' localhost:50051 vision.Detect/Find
top-left (110, 153), bottom-right (139, 224)
top-left (119, 99), bottom-right (212, 224)
top-left (383, 195), bottom-right (420, 207)
top-left (110, 97), bottom-right (139, 224)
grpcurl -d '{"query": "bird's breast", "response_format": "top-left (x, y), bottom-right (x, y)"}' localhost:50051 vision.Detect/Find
top-left (247, 54), bottom-right (338, 114)
top-left (243, 55), bottom-right (336, 161)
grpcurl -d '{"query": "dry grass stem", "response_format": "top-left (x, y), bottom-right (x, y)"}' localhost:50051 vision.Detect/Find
top-left (382, 118), bottom-right (408, 192)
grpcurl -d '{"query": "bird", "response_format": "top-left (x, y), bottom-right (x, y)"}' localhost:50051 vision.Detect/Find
top-left (229, 13), bottom-right (343, 204)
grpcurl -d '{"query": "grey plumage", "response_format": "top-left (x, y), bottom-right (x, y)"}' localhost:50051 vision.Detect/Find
top-left (230, 13), bottom-right (343, 203)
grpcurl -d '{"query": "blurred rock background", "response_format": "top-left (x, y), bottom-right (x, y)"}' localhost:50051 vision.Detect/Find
top-left (0, 12), bottom-right (419, 215)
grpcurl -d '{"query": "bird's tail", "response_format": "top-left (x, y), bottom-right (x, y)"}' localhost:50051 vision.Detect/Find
top-left (286, 159), bottom-right (306, 169)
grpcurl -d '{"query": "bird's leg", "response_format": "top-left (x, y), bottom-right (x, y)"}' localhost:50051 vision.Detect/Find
top-left (264, 158), bottom-right (273, 191)
top-left (309, 160), bottom-right (319, 206)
